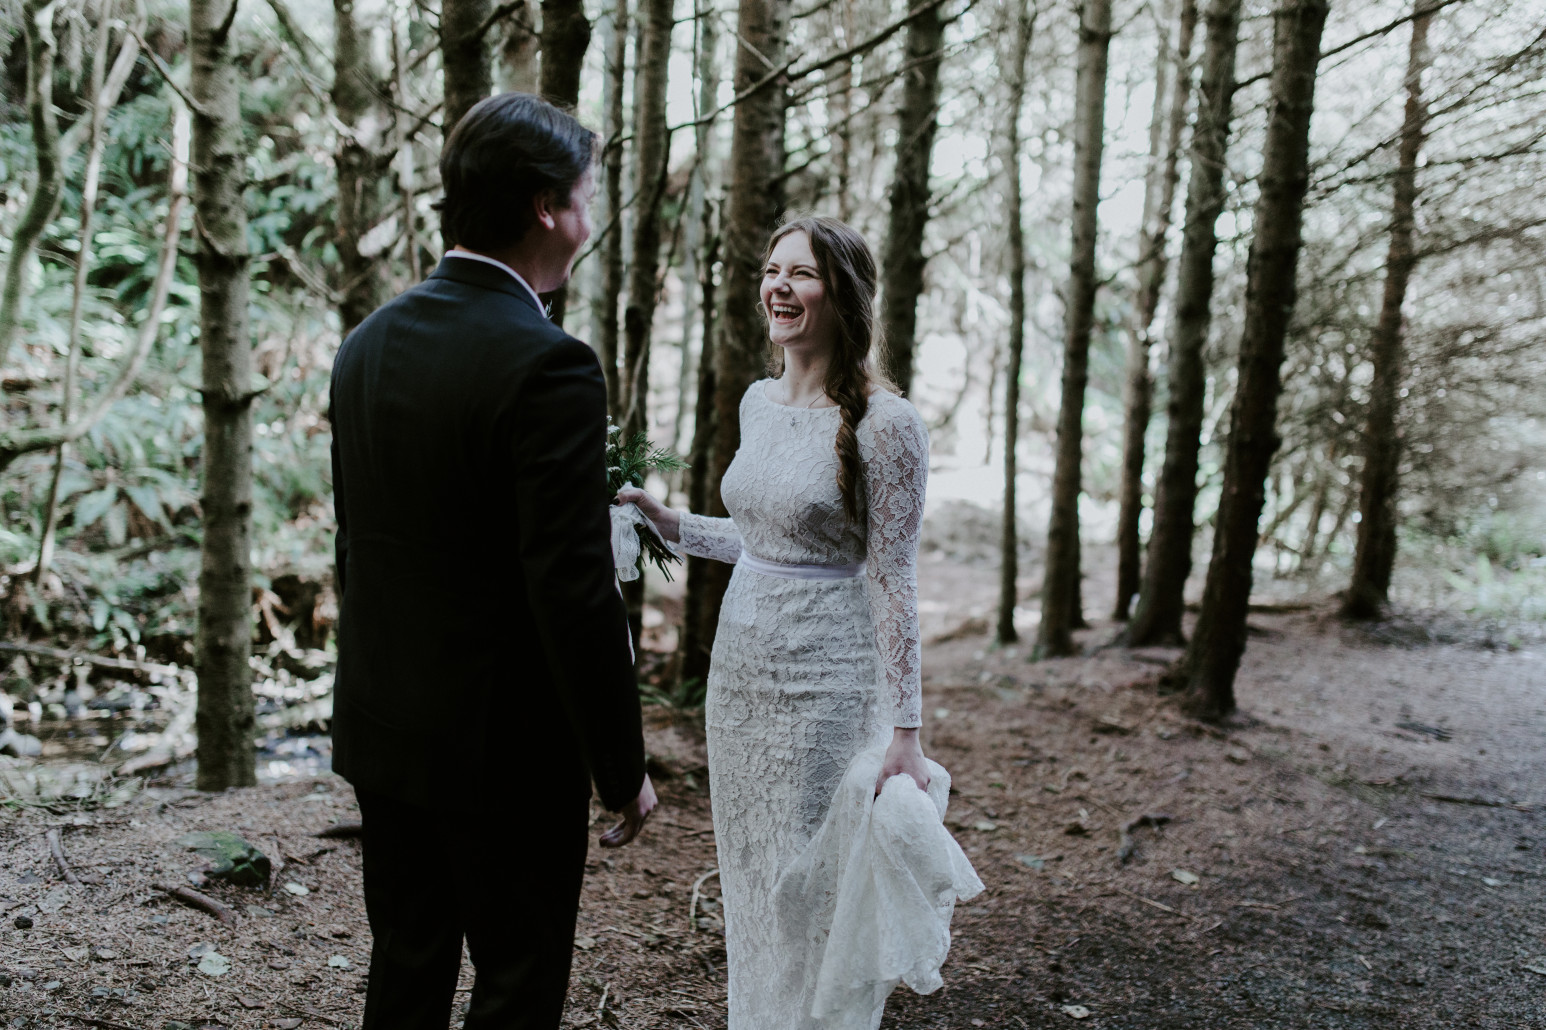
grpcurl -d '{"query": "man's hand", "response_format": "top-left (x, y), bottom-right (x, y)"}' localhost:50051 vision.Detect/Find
top-left (600, 774), bottom-right (657, 848)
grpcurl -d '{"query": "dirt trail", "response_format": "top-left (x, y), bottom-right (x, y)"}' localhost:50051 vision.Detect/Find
top-left (1, 540), bottom-right (1543, 1028)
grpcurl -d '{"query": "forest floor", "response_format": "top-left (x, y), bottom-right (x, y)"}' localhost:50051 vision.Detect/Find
top-left (2, 514), bottom-right (1544, 1029)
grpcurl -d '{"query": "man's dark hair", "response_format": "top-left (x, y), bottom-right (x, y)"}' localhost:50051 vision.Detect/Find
top-left (437, 92), bottom-right (596, 251)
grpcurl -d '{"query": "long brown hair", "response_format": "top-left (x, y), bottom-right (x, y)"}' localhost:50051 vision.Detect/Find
top-left (763, 216), bottom-right (891, 524)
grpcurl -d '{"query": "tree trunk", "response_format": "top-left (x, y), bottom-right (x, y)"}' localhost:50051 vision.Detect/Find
top-left (1034, 0), bottom-right (1112, 660)
top-left (1342, 5), bottom-right (1430, 620)
top-left (876, 0), bottom-right (947, 397)
top-left (621, 0), bottom-right (675, 439)
top-left (675, 0), bottom-right (722, 688)
top-left (538, 0), bottom-right (592, 325)
top-left (540, 0), bottom-right (591, 102)
top-left (334, 0), bottom-right (385, 338)
top-left (996, 0), bottom-right (1035, 646)
top-left (497, 0), bottom-right (541, 93)
top-left (678, 227), bottom-right (720, 688)
top-left (1298, 459), bottom-right (1331, 564)
top-left (1124, 0), bottom-right (1244, 647)
top-left (192, 0), bottom-right (258, 790)
top-left (593, 0), bottom-right (629, 414)
top-left (0, 0), bottom-right (63, 378)
top-left (701, 0), bottom-right (793, 651)
top-left (442, 0), bottom-right (493, 144)
top-left (672, 0), bottom-right (719, 453)
top-left (1181, 0), bottom-right (1329, 720)
top-left (831, 55), bottom-right (855, 221)
top-left (1113, 0), bottom-right (1198, 620)
top-left (391, 15), bottom-right (422, 282)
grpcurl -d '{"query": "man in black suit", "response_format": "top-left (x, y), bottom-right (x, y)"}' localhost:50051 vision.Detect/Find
top-left (329, 93), bottom-right (655, 1029)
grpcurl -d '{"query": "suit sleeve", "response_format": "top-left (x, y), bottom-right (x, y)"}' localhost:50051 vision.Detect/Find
top-left (329, 379), bottom-right (348, 600)
top-left (511, 338), bottom-right (647, 812)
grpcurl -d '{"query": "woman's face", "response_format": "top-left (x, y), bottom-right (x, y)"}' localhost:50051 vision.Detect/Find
top-left (761, 231), bottom-right (837, 357)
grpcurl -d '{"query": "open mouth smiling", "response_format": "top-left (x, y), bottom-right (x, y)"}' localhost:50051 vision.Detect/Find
top-left (770, 302), bottom-right (803, 322)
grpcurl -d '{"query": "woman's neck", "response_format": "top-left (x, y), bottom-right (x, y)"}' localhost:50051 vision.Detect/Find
top-left (779, 350), bottom-right (833, 407)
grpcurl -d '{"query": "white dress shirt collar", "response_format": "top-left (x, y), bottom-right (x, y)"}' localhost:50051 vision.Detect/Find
top-left (444, 250), bottom-right (546, 315)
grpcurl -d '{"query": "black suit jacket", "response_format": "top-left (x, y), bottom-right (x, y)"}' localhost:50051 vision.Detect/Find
top-left (329, 256), bottom-right (645, 813)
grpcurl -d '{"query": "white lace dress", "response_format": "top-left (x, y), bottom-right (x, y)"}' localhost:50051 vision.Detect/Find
top-left (676, 380), bottom-right (965, 1029)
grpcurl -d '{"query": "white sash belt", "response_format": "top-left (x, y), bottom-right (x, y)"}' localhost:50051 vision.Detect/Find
top-left (739, 551), bottom-right (865, 580)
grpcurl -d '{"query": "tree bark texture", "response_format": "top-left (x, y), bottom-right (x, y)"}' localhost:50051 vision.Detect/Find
top-left (678, 228), bottom-right (720, 688)
top-left (877, 0), bottom-right (947, 397)
top-left (390, 17), bottom-right (422, 282)
top-left (442, 0), bottom-right (494, 144)
top-left (0, 0), bottom-right (63, 377)
top-left (1181, 0), bottom-right (1329, 719)
top-left (996, 0), bottom-right (1035, 646)
top-left (672, 0), bottom-right (719, 453)
top-left (1342, 6), bottom-right (1430, 620)
top-left (1112, 0), bottom-right (1198, 620)
top-left (1124, 0), bottom-right (1244, 647)
top-left (621, 0), bottom-right (675, 439)
top-left (334, 0), bottom-right (385, 338)
top-left (675, 0), bottom-right (722, 688)
top-left (831, 56), bottom-right (855, 221)
top-left (537, 0), bottom-right (592, 326)
top-left (593, 0), bottom-right (629, 414)
top-left (540, 0), bottom-right (592, 102)
top-left (497, 0), bottom-right (541, 93)
top-left (701, 0), bottom-right (793, 652)
top-left (1034, 0), bottom-right (1112, 659)
top-left (192, 0), bottom-right (258, 789)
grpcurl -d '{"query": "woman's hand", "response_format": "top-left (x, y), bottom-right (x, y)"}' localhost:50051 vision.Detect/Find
top-left (876, 727), bottom-right (931, 795)
top-left (615, 486), bottom-right (681, 543)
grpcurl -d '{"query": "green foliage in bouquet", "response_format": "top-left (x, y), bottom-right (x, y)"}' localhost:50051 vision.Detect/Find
top-left (607, 418), bottom-right (688, 580)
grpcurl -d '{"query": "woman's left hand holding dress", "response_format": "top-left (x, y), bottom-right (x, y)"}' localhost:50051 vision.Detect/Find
top-left (858, 399), bottom-right (931, 793)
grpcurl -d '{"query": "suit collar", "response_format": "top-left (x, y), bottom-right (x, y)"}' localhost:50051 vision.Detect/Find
top-left (429, 255), bottom-right (547, 317)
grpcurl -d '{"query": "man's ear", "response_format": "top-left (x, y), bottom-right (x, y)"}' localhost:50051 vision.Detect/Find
top-left (532, 188), bottom-right (560, 231)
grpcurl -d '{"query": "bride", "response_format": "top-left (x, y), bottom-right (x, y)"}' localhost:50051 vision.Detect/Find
top-left (619, 216), bottom-right (977, 1029)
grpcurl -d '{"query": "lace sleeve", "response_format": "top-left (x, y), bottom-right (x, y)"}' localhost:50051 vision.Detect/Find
top-left (677, 512), bottom-right (743, 564)
top-left (860, 397), bottom-right (929, 728)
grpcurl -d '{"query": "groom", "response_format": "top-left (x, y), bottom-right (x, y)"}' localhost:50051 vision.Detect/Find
top-left (329, 93), bottom-right (656, 1029)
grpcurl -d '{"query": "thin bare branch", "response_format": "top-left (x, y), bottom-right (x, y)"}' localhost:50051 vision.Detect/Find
top-left (0, 105), bottom-right (193, 474)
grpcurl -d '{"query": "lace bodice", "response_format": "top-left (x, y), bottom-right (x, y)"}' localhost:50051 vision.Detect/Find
top-left (677, 380), bottom-right (928, 727)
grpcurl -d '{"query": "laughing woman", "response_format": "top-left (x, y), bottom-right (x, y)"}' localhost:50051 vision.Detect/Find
top-left (619, 216), bottom-right (980, 1029)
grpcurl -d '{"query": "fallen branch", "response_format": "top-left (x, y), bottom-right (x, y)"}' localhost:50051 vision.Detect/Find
top-left (1421, 792), bottom-right (1533, 812)
top-left (47, 828), bottom-right (81, 886)
top-left (152, 882), bottom-right (238, 925)
top-left (0, 641), bottom-right (194, 683)
top-left (115, 744), bottom-right (197, 778)
top-left (1117, 812), bottom-right (1172, 865)
top-left (1113, 885), bottom-right (1181, 915)
top-left (687, 867), bottom-right (719, 933)
top-left (314, 822), bottom-right (364, 840)
top-left (63, 1015), bottom-right (144, 1030)
top-left (284, 845), bottom-right (337, 865)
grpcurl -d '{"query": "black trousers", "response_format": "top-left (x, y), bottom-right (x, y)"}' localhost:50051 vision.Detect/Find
top-left (356, 785), bottom-right (592, 1029)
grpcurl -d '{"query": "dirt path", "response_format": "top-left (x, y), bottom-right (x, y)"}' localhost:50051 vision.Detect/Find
top-left (1, 548), bottom-right (1543, 1028)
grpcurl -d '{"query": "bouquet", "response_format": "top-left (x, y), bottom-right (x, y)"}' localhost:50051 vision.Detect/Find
top-left (607, 417), bottom-right (687, 580)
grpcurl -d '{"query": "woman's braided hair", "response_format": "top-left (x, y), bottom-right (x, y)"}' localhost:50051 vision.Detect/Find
top-left (763, 216), bottom-right (893, 524)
